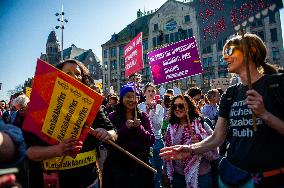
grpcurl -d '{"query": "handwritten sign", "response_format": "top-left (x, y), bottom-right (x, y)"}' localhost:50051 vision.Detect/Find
top-left (210, 77), bottom-right (231, 91)
top-left (41, 77), bottom-right (94, 141)
top-left (22, 59), bottom-right (103, 145)
top-left (25, 87), bottom-right (32, 98)
top-left (195, 0), bottom-right (283, 48)
top-left (148, 37), bottom-right (202, 85)
top-left (93, 79), bottom-right (102, 91)
top-left (124, 32), bottom-right (144, 77)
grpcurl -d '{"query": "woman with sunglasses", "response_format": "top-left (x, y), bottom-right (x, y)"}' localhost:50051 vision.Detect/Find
top-left (160, 33), bottom-right (284, 187)
top-left (163, 95), bottom-right (218, 188)
top-left (24, 59), bottom-right (117, 188)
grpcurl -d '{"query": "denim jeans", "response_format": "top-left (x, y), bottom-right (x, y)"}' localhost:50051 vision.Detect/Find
top-left (218, 176), bottom-right (254, 188)
top-left (150, 139), bottom-right (164, 188)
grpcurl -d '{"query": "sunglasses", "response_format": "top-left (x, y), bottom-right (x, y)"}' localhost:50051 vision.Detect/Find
top-left (173, 103), bottom-right (185, 110)
top-left (225, 46), bottom-right (237, 56)
top-left (147, 90), bottom-right (155, 93)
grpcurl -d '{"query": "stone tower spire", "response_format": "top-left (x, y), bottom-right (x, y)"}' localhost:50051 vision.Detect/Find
top-left (46, 30), bottom-right (60, 65)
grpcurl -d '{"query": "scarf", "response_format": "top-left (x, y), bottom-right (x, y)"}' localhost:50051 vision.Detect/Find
top-left (165, 119), bottom-right (211, 188)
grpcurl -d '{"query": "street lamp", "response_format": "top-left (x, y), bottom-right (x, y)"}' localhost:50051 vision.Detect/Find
top-left (55, 5), bottom-right (68, 62)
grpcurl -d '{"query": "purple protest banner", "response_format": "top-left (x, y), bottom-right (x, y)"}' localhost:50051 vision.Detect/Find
top-left (148, 37), bottom-right (202, 85)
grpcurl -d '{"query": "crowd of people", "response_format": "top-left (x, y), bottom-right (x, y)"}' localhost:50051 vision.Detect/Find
top-left (0, 33), bottom-right (283, 188)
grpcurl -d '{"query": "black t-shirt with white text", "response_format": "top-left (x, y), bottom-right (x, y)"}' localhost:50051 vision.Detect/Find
top-left (219, 75), bottom-right (284, 173)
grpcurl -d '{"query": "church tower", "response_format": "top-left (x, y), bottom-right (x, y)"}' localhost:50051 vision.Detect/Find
top-left (46, 31), bottom-right (60, 65)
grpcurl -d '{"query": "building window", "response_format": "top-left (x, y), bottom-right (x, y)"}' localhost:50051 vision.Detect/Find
top-left (202, 58), bottom-right (208, 67)
top-left (92, 66), bottom-right (96, 74)
top-left (119, 45), bottom-right (124, 56)
top-left (202, 45), bottom-right (212, 54)
top-left (270, 28), bottom-right (278, 42)
top-left (257, 19), bottom-right (263, 27)
top-left (184, 15), bottom-right (190, 23)
top-left (152, 37), bottom-right (157, 47)
top-left (105, 74), bottom-right (108, 84)
top-left (207, 57), bottom-right (212, 67)
top-left (103, 49), bottom-right (108, 58)
top-left (121, 71), bottom-right (125, 81)
top-left (170, 33), bottom-right (174, 43)
top-left (120, 58), bottom-right (125, 68)
top-left (188, 29), bottom-right (193, 38)
top-left (269, 13), bottom-right (276, 23)
top-left (272, 47), bottom-right (280, 61)
top-left (111, 60), bottom-right (117, 69)
top-left (157, 36), bottom-right (161, 46)
top-left (165, 34), bottom-right (169, 43)
top-left (104, 61), bottom-right (108, 70)
top-left (145, 67), bottom-right (150, 77)
top-left (254, 31), bottom-right (265, 41)
top-left (251, 19), bottom-right (264, 27)
top-left (218, 71), bottom-right (228, 78)
top-left (142, 40), bottom-right (148, 50)
top-left (184, 31), bottom-right (188, 39)
top-left (111, 47), bottom-right (117, 57)
top-left (144, 54), bottom-right (148, 63)
top-left (217, 38), bottom-right (227, 51)
top-left (217, 40), bottom-right (223, 51)
top-left (175, 32), bottom-right (179, 42)
top-left (153, 23), bottom-right (158, 31)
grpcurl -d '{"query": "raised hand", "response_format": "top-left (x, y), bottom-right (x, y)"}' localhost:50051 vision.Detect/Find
top-left (246, 89), bottom-right (267, 118)
top-left (126, 119), bottom-right (141, 128)
top-left (133, 119), bottom-right (141, 127)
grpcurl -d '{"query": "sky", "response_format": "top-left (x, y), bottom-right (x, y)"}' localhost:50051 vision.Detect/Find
top-left (0, 0), bottom-right (168, 101)
top-left (0, 0), bottom-right (283, 101)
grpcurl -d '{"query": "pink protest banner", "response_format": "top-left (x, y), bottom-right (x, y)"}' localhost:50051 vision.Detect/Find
top-left (124, 32), bottom-right (143, 77)
top-left (148, 37), bottom-right (202, 85)
top-left (22, 59), bottom-right (103, 146)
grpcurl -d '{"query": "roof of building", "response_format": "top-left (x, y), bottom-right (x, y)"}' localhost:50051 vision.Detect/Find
top-left (75, 50), bottom-right (89, 62)
top-left (62, 44), bottom-right (86, 59)
top-left (102, 14), bottom-right (153, 47)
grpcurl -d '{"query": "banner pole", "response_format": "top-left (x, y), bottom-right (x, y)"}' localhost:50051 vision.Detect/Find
top-left (87, 126), bottom-right (157, 174)
top-left (240, 28), bottom-right (257, 131)
top-left (133, 75), bottom-right (138, 120)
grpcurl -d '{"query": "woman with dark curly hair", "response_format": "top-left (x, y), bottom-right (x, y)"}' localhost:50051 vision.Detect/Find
top-left (24, 59), bottom-right (117, 188)
top-left (163, 95), bottom-right (218, 188)
top-left (56, 59), bottom-right (91, 86)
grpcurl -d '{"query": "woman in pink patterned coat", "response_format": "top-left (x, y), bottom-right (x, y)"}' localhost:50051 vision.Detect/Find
top-left (163, 95), bottom-right (218, 188)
